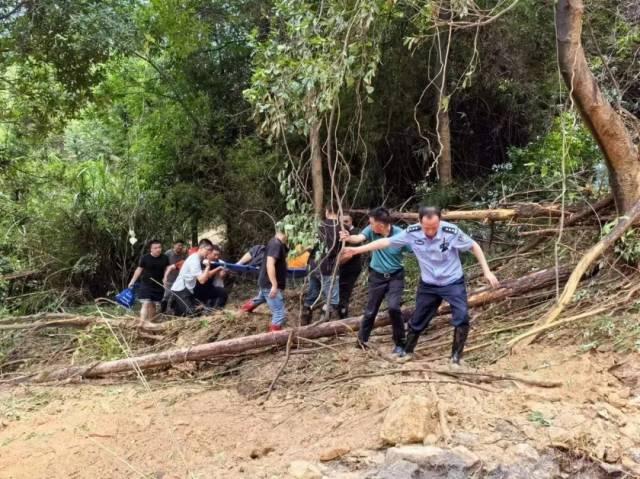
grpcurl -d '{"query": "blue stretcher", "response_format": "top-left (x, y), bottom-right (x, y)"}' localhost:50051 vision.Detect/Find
top-left (212, 261), bottom-right (307, 279)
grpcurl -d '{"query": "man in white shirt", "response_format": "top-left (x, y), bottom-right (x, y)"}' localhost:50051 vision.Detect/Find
top-left (165, 238), bottom-right (216, 316)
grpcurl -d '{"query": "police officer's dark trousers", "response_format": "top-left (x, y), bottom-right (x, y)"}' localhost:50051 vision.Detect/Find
top-left (405, 277), bottom-right (469, 356)
top-left (358, 269), bottom-right (405, 347)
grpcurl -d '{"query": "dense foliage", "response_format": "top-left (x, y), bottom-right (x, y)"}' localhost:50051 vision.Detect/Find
top-left (0, 0), bottom-right (637, 312)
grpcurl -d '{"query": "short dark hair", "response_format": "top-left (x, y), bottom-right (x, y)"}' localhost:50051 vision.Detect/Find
top-left (198, 238), bottom-right (214, 249)
top-left (418, 206), bottom-right (442, 220)
top-left (211, 244), bottom-right (222, 252)
top-left (368, 206), bottom-right (392, 224)
top-left (148, 239), bottom-right (162, 248)
top-left (174, 239), bottom-right (185, 245)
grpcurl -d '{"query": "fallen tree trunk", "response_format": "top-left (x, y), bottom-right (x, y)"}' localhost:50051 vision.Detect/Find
top-left (509, 199), bottom-right (640, 349)
top-left (0, 316), bottom-right (167, 332)
top-left (349, 203), bottom-right (566, 222)
top-left (518, 225), bottom-right (599, 237)
top-left (565, 195), bottom-right (614, 226)
top-left (350, 196), bottom-right (615, 224)
top-left (22, 265), bottom-right (576, 383)
top-left (0, 312), bottom-right (77, 324)
top-left (0, 317), bottom-right (105, 331)
top-left (0, 270), bottom-right (39, 282)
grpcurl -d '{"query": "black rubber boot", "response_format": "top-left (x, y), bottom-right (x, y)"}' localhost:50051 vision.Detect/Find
top-left (301, 307), bottom-right (313, 326)
top-left (450, 325), bottom-right (470, 365)
top-left (404, 330), bottom-right (421, 354)
top-left (160, 300), bottom-right (168, 314)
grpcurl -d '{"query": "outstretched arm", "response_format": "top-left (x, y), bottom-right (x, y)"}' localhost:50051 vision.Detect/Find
top-left (343, 237), bottom-right (392, 257)
top-left (339, 230), bottom-right (367, 245)
top-left (237, 252), bottom-right (252, 265)
top-left (470, 241), bottom-right (499, 288)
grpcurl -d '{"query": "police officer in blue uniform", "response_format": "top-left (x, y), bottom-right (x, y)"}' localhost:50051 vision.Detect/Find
top-left (343, 206), bottom-right (499, 364)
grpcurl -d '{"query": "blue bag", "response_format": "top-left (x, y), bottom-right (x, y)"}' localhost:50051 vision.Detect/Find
top-left (115, 286), bottom-right (137, 309)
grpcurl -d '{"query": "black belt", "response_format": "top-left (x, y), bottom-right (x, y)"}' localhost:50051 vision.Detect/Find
top-left (369, 268), bottom-right (403, 279)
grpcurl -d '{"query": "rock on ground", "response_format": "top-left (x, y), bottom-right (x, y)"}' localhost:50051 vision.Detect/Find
top-left (380, 395), bottom-right (436, 445)
top-left (288, 460), bottom-right (324, 479)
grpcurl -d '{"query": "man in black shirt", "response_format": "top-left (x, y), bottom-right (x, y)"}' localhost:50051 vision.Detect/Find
top-left (257, 227), bottom-right (289, 332)
top-left (128, 239), bottom-right (170, 325)
top-left (301, 208), bottom-right (342, 325)
top-left (338, 215), bottom-right (362, 319)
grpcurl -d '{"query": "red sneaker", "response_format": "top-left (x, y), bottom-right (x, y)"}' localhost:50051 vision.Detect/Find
top-left (268, 324), bottom-right (283, 333)
top-left (240, 299), bottom-right (256, 313)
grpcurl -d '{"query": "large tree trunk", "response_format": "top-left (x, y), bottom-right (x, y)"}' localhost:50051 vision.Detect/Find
top-left (309, 119), bottom-right (324, 218)
top-left (434, 6), bottom-right (452, 186)
top-left (22, 265), bottom-right (574, 383)
top-left (349, 202), bottom-right (566, 222)
top-left (556, 0), bottom-right (640, 211)
top-left (437, 105), bottom-right (452, 185)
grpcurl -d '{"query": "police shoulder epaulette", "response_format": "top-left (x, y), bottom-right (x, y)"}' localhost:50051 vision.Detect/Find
top-left (442, 225), bottom-right (457, 234)
top-left (406, 224), bottom-right (421, 233)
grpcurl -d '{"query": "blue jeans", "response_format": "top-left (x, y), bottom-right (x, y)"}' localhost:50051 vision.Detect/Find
top-left (304, 274), bottom-right (340, 308)
top-left (258, 288), bottom-right (287, 326)
top-left (250, 289), bottom-right (267, 307)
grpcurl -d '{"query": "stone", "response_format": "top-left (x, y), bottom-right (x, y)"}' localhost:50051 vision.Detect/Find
top-left (487, 451), bottom-right (560, 479)
top-left (622, 456), bottom-right (640, 476)
top-left (621, 422), bottom-right (640, 443)
top-left (546, 426), bottom-right (571, 443)
top-left (423, 434), bottom-right (438, 445)
top-left (319, 447), bottom-right (350, 462)
top-left (380, 395), bottom-right (435, 445)
top-left (325, 473), bottom-right (362, 479)
top-left (375, 459), bottom-right (421, 479)
top-left (604, 447), bottom-right (620, 463)
top-left (288, 460), bottom-right (323, 479)
top-left (451, 431), bottom-right (479, 448)
top-left (505, 443), bottom-right (540, 464)
top-left (386, 445), bottom-right (479, 470)
top-left (250, 446), bottom-right (274, 459)
top-left (629, 448), bottom-right (640, 464)
top-left (448, 446), bottom-right (480, 469)
top-left (473, 445), bottom-right (506, 473)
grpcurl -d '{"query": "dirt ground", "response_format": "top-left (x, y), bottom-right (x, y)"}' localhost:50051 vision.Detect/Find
top-left (2, 340), bottom-right (640, 478)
